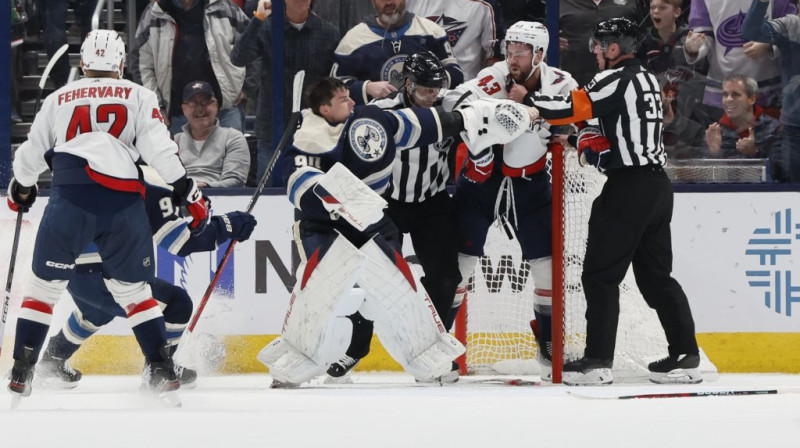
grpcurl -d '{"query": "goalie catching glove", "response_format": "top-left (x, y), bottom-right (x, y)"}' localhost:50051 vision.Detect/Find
top-left (171, 176), bottom-right (209, 234)
top-left (577, 126), bottom-right (611, 172)
top-left (6, 177), bottom-right (38, 213)
top-left (456, 99), bottom-right (538, 157)
top-left (313, 162), bottom-right (387, 232)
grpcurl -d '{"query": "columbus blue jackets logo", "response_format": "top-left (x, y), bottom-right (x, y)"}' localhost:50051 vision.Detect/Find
top-left (349, 119), bottom-right (388, 162)
top-left (381, 54), bottom-right (408, 88)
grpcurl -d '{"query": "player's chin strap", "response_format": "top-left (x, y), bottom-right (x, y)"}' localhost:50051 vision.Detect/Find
top-left (493, 176), bottom-right (519, 240)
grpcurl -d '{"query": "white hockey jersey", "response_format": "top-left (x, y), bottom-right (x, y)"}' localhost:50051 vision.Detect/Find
top-left (13, 77), bottom-right (186, 188)
top-left (406, 0), bottom-right (497, 80)
top-left (444, 61), bottom-right (578, 177)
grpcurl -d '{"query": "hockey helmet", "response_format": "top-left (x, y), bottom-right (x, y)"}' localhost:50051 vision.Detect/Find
top-left (80, 29), bottom-right (126, 77)
top-left (505, 21), bottom-right (549, 55)
top-left (590, 17), bottom-right (639, 54)
top-left (403, 52), bottom-right (447, 89)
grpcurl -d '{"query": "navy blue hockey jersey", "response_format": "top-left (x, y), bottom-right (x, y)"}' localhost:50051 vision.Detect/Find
top-left (285, 105), bottom-right (448, 222)
top-left (331, 12), bottom-right (463, 105)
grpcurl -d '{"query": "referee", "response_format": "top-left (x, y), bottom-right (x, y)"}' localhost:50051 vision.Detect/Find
top-left (375, 51), bottom-right (461, 335)
top-left (527, 18), bottom-right (701, 386)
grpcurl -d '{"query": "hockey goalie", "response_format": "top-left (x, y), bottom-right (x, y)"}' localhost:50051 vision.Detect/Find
top-left (257, 77), bottom-right (538, 387)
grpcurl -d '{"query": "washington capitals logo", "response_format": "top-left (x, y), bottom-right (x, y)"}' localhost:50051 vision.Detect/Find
top-left (427, 14), bottom-right (467, 47)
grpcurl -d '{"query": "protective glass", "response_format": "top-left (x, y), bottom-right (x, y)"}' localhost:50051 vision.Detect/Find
top-left (506, 49), bottom-right (533, 60)
top-left (588, 37), bottom-right (609, 54)
top-left (409, 83), bottom-right (442, 103)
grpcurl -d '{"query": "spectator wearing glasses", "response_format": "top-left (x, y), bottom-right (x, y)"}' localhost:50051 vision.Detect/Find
top-left (175, 81), bottom-right (251, 188)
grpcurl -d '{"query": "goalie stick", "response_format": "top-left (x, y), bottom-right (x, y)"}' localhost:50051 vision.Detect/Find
top-left (567, 388), bottom-right (800, 400)
top-left (2, 43), bottom-right (70, 360)
top-left (175, 71), bottom-right (305, 367)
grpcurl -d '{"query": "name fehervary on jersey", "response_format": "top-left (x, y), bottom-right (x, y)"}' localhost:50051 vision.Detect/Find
top-left (58, 86), bottom-right (133, 105)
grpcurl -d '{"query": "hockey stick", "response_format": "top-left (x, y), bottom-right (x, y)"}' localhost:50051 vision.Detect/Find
top-left (0, 212), bottom-right (25, 358)
top-left (34, 44), bottom-right (69, 114)
top-left (175, 71), bottom-right (305, 368)
top-left (567, 388), bottom-right (800, 400)
top-left (2, 43), bottom-right (70, 360)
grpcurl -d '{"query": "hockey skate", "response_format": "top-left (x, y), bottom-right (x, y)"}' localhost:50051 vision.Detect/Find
top-left (649, 354), bottom-right (702, 384)
top-left (175, 364), bottom-right (198, 388)
top-left (8, 346), bottom-right (37, 409)
top-left (323, 355), bottom-right (360, 385)
top-left (562, 357), bottom-right (613, 386)
top-left (141, 348), bottom-right (181, 407)
top-left (327, 355), bottom-right (360, 378)
top-left (35, 355), bottom-right (82, 389)
top-left (530, 320), bottom-right (552, 382)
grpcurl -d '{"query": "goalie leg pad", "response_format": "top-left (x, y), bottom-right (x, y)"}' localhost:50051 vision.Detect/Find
top-left (357, 236), bottom-right (465, 381)
top-left (258, 233), bottom-right (366, 384)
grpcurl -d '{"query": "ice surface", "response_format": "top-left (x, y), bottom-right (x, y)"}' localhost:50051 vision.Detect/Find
top-left (0, 373), bottom-right (799, 448)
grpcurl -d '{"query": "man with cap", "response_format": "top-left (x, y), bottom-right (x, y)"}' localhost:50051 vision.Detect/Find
top-left (175, 81), bottom-right (251, 188)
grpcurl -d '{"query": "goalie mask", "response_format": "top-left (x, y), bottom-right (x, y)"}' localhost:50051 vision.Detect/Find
top-left (403, 52), bottom-right (447, 107)
top-left (504, 21), bottom-right (549, 80)
top-left (80, 29), bottom-right (126, 77)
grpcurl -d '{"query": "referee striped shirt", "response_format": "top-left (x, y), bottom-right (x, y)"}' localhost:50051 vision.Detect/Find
top-left (530, 58), bottom-right (667, 170)
top-left (371, 91), bottom-right (453, 202)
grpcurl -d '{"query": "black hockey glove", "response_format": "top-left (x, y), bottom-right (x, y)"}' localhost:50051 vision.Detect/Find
top-left (213, 211), bottom-right (257, 242)
top-left (7, 178), bottom-right (38, 213)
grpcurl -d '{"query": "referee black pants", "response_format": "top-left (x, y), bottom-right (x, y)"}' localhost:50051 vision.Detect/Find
top-left (581, 166), bottom-right (699, 361)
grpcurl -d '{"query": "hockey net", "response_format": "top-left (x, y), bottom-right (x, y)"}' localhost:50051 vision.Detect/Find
top-left (454, 146), bottom-right (715, 381)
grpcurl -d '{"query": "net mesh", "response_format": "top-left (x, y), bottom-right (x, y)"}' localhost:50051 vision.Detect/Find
top-left (461, 149), bottom-right (677, 378)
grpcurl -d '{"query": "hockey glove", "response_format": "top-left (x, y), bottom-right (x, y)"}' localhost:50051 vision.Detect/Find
top-left (214, 211), bottom-right (257, 243)
top-left (577, 126), bottom-right (611, 172)
top-left (171, 176), bottom-right (209, 234)
top-left (7, 178), bottom-right (38, 213)
top-left (462, 152), bottom-right (495, 184)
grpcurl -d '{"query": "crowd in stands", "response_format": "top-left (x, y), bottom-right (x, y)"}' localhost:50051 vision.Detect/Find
top-left (10, 0), bottom-right (800, 185)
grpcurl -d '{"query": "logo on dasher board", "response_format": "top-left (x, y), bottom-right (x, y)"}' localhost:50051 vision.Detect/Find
top-left (349, 118), bottom-right (388, 162)
top-left (745, 208), bottom-right (800, 317)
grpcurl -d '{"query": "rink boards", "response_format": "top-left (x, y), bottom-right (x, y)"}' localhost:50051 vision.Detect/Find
top-left (1, 189), bottom-right (799, 374)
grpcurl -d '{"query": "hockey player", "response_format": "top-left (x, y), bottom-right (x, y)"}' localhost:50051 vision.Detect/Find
top-left (441, 21), bottom-right (579, 382)
top-left (35, 171), bottom-right (257, 389)
top-left (6, 30), bottom-right (209, 399)
top-left (326, 53), bottom-right (462, 382)
top-left (257, 76), bottom-right (538, 387)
